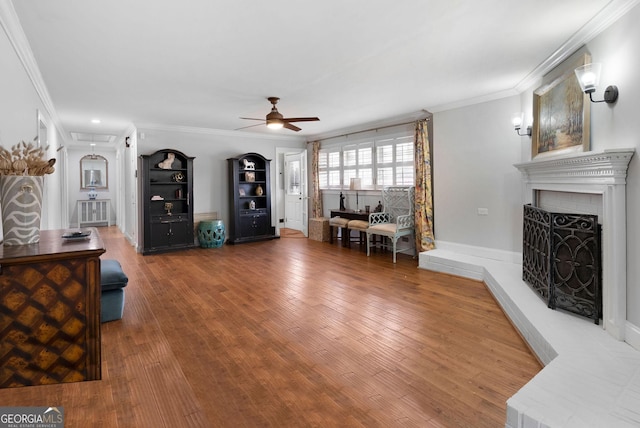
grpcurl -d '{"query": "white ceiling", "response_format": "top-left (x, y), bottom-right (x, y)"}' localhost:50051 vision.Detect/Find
top-left (9, 0), bottom-right (629, 143)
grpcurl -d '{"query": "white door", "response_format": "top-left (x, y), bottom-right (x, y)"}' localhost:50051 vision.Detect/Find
top-left (284, 151), bottom-right (307, 234)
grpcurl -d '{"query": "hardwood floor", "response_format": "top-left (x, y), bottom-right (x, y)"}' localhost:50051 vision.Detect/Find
top-left (0, 227), bottom-right (541, 427)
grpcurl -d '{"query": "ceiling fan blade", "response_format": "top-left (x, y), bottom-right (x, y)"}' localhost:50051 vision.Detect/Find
top-left (282, 117), bottom-right (320, 123)
top-left (234, 123), bottom-right (264, 131)
top-left (239, 117), bottom-right (264, 121)
top-left (283, 122), bottom-right (301, 132)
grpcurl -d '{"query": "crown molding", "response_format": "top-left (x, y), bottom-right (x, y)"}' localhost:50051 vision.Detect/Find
top-left (515, 0), bottom-right (640, 93)
top-left (0, 0), bottom-right (69, 142)
top-left (135, 122), bottom-right (305, 143)
top-left (427, 88), bottom-right (520, 114)
top-left (306, 110), bottom-right (429, 142)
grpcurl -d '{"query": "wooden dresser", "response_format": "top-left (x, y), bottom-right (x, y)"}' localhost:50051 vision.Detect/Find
top-left (0, 228), bottom-right (105, 388)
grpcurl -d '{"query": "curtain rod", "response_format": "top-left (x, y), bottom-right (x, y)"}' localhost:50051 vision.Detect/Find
top-left (308, 116), bottom-right (430, 144)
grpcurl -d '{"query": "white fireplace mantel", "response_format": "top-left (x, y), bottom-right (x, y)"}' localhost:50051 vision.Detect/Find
top-left (514, 148), bottom-right (635, 340)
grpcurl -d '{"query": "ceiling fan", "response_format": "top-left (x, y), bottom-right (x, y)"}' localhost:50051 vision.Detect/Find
top-left (238, 97), bottom-right (319, 132)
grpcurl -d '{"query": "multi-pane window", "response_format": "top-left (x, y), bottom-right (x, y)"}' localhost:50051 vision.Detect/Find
top-left (394, 136), bottom-right (414, 186)
top-left (376, 142), bottom-right (394, 187)
top-left (318, 147), bottom-right (341, 189)
top-left (318, 131), bottom-right (414, 189)
top-left (342, 143), bottom-right (373, 189)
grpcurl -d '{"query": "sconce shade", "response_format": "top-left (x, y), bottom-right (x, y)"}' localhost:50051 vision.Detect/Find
top-left (511, 112), bottom-right (532, 137)
top-left (349, 178), bottom-right (362, 191)
top-left (511, 113), bottom-right (524, 129)
top-left (575, 63), bottom-right (619, 103)
top-left (574, 63), bottom-right (601, 93)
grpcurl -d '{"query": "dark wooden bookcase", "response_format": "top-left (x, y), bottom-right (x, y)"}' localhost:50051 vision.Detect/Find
top-left (140, 149), bottom-right (195, 254)
top-left (227, 152), bottom-right (276, 244)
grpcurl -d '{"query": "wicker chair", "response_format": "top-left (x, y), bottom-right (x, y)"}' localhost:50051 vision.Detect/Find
top-left (366, 186), bottom-right (415, 263)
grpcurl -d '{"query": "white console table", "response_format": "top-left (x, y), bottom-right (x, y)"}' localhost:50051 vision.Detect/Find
top-left (78, 199), bottom-right (110, 227)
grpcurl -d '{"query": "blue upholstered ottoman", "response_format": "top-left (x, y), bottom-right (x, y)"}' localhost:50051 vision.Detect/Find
top-left (101, 259), bottom-right (128, 323)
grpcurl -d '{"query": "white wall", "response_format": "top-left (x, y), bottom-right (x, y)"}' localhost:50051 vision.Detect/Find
top-left (433, 96), bottom-right (523, 253)
top-left (0, 25), bottom-right (41, 149)
top-left (0, 16), bottom-right (64, 233)
top-left (122, 131), bottom-right (137, 245)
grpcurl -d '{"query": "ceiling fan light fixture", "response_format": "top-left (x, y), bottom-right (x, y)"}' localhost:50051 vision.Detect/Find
top-left (238, 97), bottom-right (319, 132)
top-left (266, 120), bottom-right (284, 130)
top-left (266, 108), bottom-right (284, 129)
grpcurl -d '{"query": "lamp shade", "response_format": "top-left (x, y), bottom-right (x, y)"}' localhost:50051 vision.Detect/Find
top-left (574, 63), bottom-right (602, 93)
top-left (349, 178), bottom-right (362, 191)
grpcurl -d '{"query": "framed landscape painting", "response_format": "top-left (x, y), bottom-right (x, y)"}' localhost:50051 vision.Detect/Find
top-left (532, 53), bottom-right (591, 158)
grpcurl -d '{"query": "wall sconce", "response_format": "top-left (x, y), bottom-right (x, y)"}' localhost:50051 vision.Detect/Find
top-left (511, 113), bottom-right (532, 137)
top-left (574, 63), bottom-right (619, 103)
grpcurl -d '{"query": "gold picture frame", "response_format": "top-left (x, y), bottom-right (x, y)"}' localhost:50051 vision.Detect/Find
top-left (532, 52), bottom-right (591, 158)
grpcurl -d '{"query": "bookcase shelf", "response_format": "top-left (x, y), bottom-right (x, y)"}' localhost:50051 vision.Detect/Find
top-left (227, 153), bottom-right (276, 244)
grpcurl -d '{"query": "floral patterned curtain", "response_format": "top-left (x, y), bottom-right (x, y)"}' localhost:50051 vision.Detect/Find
top-left (311, 141), bottom-right (323, 218)
top-left (414, 119), bottom-right (435, 251)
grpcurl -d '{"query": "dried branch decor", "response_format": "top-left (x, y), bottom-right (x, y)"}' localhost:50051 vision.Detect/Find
top-left (0, 141), bottom-right (56, 176)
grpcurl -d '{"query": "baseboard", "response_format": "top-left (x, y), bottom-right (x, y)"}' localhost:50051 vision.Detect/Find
top-left (626, 321), bottom-right (640, 351)
top-left (435, 240), bottom-right (521, 264)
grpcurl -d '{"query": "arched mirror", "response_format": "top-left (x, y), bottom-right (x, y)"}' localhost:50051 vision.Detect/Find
top-left (80, 155), bottom-right (108, 189)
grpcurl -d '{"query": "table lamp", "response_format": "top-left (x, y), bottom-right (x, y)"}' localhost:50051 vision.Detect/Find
top-left (349, 178), bottom-right (362, 212)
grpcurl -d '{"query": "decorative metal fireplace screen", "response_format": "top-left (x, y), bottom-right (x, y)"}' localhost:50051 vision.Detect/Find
top-left (522, 204), bottom-right (601, 324)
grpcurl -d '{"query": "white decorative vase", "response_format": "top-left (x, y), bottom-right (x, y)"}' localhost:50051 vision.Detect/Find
top-left (0, 175), bottom-right (44, 245)
top-left (88, 187), bottom-right (98, 200)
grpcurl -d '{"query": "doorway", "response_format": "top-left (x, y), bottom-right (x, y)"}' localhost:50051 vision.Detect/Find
top-left (284, 151), bottom-right (307, 236)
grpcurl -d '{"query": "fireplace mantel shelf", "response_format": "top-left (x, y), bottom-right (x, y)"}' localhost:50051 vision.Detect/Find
top-left (514, 148), bottom-right (635, 184)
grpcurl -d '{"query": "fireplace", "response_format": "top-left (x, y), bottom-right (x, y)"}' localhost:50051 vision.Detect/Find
top-left (515, 149), bottom-right (634, 340)
top-left (522, 204), bottom-right (601, 323)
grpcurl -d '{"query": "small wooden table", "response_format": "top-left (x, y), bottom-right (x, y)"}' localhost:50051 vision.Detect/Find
top-left (0, 228), bottom-right (106, 388)
top-left (329, 209), bottom-right (370, 222)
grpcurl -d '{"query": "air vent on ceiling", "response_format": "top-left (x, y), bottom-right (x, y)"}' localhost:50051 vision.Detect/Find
top-left (70, 132), bottom-right (117, 143)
